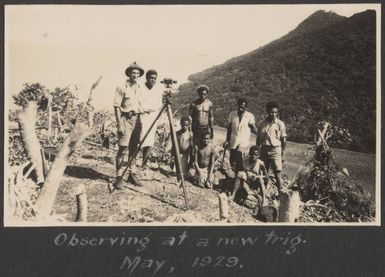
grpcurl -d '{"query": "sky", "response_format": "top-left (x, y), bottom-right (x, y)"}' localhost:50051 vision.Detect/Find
top-left (5, 4), bottom-right (378, 110)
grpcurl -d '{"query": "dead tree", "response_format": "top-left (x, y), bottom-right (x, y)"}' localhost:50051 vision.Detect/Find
top-left (35, 123), bottom-right (89, 218)
top-left (314, 121), bottom-right (331, 146)
top-left (86, 76), bottom-right (102, 128)
top-left (75, 184), bottom-right (88, 222)
top-left (47, 95), bottom-right (52, 138)
top-left (18, 102), bottom-right (45, 185)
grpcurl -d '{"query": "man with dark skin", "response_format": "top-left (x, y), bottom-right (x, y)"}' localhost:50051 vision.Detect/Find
top-left (223, 98), bottom-right (258, 174)
top-left (189, 85), bottom-right (214, 146)
top-left (230, 145), bottom-right (268, 205)
top-left (174, 117), bottom-right (193, 181)
top-left (113, 62), bottom-right (144, 188)
top-left (193, 131), bottom-right (218, 188)
top-left (139, 69), bottom-right (163, 168)
top-left (256, 101), bottom-right (287, 194)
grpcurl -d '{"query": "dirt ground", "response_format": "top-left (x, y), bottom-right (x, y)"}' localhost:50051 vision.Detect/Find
top-left (53, 143), bottom-right (259, 224)
top-left (8, 124), bottom-right (375, 225)
top-left (51, 126), bottom-right (376, 224)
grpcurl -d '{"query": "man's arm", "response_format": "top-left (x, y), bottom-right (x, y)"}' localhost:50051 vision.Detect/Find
top-left (207, 146), bottom-right (217, 181)
top-left (281, 137), bottom-right (286, 161)
top-left (114, 106), bottom-right (124, 136)
top-left (224, 123), bottom-right (231, 149)
top-left (280, 121), bottom-right (287, 160)
top-left (188, 102), bottom-right (194, 123)
top-left (256, 124), bottom-right (261, 149)
top-left (259, 161), bottom-right (269, 187)
top-left (249, 123), bottom-right (259, 145)
top-left (258, 161), bottom-right (268, 206)
top-left (193, 145), bottom-right (200, 174)
top-left (188, 135), bottom-right (194, 168)
top-left (208, 102), bottom-right (214, 139)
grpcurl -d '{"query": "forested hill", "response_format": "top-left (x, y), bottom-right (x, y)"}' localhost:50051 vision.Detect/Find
top-left (173, 10), bottom-right (376, 153)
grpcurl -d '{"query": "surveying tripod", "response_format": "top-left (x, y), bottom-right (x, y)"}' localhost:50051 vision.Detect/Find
top-left (115, 78), bottom-right (189, 210)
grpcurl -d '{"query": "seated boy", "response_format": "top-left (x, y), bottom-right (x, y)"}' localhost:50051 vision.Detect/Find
top-left (175, 117), bottom-right (193, 181)
top-left (193, 131), bottom-right (218, 188)
top-left (230, 146), bottom-right (268, 206)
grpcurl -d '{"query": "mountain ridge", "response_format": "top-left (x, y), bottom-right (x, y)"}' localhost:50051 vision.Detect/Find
top-left (188, 10), bottom-right (347, 83)
top-left (174, 10), bottom-right (376, 153)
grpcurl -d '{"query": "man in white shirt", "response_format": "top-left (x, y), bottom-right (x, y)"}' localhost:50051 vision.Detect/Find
top-left (138, 69), bottom-right (164, 168)
top-left (224, 98), bottom-right (258, 174)
top-left (113, 62), bottom-right (144, 188)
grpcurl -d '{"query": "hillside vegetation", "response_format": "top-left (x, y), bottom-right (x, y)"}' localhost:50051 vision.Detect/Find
top-left (173, 10), bottom-right (376, 153)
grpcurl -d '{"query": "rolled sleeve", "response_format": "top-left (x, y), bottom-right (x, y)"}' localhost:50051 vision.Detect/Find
top-left (248, 113), bottom-right (256, 125)
top-left (113, 87), bottom-right (123, 108)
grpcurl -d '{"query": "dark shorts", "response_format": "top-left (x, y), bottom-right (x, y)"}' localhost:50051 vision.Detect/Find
top-left (229, 149), bottom-right (244, 173)
top-left (260, 145), bottom-right (282, 172)
top-left (192, 125), bottom-right (210, 145)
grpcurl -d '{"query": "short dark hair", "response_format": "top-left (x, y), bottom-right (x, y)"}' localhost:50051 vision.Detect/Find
top-left (249, 145), bottom-right (259, 156)
top-left (180, 116), bottom-right (191, 124)
top-left (266, 101), bottom-right (279, 112)
top-left (197, 85), bottom-right (209, 93)
top-left (237, 98), bottom-right (247, 106)
top-left (201, 130), bottom-right (211, 139)
top-left (146, 69), bottom-right (158, 79)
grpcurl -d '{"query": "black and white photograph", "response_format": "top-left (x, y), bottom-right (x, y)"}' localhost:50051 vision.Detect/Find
top-left (4, 4), bottom-right (381, 226)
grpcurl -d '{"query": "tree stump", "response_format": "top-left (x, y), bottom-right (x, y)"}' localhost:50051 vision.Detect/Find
top-left (218, 192), bottom-right (229, 220)
top-left (278, 190), bottom-right (301, 222)
top-left (75, 184), bottom-right (88, 222)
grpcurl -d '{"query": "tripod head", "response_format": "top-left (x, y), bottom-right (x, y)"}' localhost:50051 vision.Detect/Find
top-left (160, 78), bottom-right (177, 88)
top-left (161, 78), bottom-right (177, 104)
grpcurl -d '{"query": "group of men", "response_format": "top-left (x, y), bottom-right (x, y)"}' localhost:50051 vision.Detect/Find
top-left (113, 61), bottom-right (287, 203)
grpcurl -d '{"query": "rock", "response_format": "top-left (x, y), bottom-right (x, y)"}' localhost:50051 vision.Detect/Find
top-left (260, 205), bottom-right (278, 222)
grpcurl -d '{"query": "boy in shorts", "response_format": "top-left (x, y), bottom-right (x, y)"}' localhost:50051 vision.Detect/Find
top-left (193, 131), bottom-right (218, 188)
top-left (230, 146), bottom-right (268, 205)
top-left (175, 117), bottom-right (193, 181)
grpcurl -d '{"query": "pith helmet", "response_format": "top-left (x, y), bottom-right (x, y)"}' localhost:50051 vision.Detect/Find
top-left (125, 61), bottom-right (144, 77)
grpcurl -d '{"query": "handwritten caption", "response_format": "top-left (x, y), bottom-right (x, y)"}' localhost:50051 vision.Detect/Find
top-left (53, 230), bottom-right (307, 275)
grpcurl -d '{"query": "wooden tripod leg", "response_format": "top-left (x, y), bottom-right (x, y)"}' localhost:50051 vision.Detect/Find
top-left (166, 104), bottom-right (189, 210)
top-left (116, 105), bottom-right (167, 185)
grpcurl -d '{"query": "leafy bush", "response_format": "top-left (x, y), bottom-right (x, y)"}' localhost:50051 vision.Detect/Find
top-left (296, 131), bottom-right (375, 222)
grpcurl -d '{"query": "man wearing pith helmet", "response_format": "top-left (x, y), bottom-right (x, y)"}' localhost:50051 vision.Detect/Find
top-left (189, 85), bottom-right (214, 146)
top-left (113, 61), bottom-right (144, 189)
